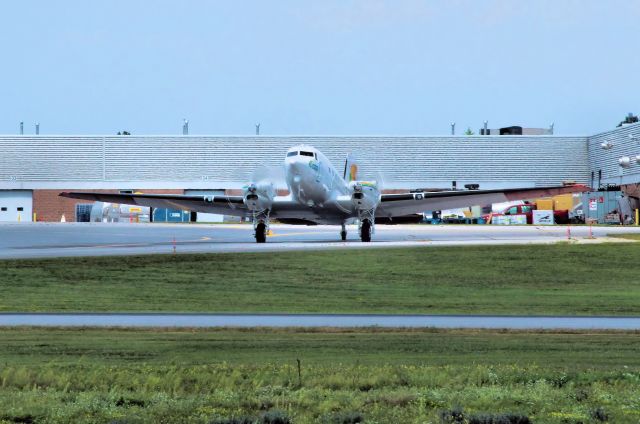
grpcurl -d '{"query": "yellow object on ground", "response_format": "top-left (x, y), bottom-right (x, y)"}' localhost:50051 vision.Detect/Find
top-left (553, 194), bottom-right (574, 211)
top-left (536, 198), bottom-right (554, 210)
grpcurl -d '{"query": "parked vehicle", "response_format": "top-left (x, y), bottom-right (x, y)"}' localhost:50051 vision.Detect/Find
top-left (485, 202), bottom-right (570, 224)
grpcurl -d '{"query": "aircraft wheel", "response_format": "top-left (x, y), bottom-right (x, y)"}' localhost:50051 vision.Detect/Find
top-left (340, 230), bottom-right (347, 241)
top-left (360, 220), bottom-right (372, 242)
top-left (255, 222), bottom-right (267, 243)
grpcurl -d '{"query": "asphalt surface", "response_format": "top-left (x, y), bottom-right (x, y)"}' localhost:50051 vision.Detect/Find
top-left (2, 313), bottom-right (640, 329)
top-left (1, 222), bottom-right (639, 259)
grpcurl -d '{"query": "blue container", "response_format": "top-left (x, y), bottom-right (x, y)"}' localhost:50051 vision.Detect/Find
top-left (152, 208), bottom-right (190, 223)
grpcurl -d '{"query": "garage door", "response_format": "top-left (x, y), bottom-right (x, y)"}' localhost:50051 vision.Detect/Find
top-left (0, 191), bottom-right (33, 222)
top-left (184, 190), bottom-right (225, 223)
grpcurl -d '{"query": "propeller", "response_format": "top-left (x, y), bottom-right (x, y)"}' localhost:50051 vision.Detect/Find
top-left (374, 171), bottom-right (385, 192)
top-left (249, 164), bottom-right (288, 190)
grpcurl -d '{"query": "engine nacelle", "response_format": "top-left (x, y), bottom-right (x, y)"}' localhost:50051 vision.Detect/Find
top-left (243, 182), bottom-right (275, 211)
top-left (350, 181), bottom-right (380, 210)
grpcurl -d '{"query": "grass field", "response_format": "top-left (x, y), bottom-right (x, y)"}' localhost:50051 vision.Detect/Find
top-left (608, 233), bottom-right (640, 241)
top-left (1, 243), bottom-right (639, 314)
top-left (0, 327), bottom-right (639, 423)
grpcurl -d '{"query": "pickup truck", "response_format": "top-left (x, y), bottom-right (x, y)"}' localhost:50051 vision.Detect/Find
top-left (486, 203), bottom-right (570, 224)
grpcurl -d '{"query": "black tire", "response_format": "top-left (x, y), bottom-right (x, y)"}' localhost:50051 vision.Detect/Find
top-left (340, 230), bottom-right (347, 241)
top-left (360, 220), bottom-right (372, 242)
top-left (255, 222), bottom-right (267, 243)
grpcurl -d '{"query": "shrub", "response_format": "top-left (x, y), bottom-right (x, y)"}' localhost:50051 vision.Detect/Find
top-left (260, 410), bottom-right (291, 424)
top-left (115, 397), bottom-right (146, 407)
top-left (590, 407), bottom-right (609, 422)
top-left (1, 416), bottom-right (36, 424)
top-left (468, 413), bottom-right (531, 424)
top-left (210, 417), bottom-right (255, 424)
top-left (328, 411), bottom-right (365, 423)
top-left (440, 407), bottom-right (465, 423)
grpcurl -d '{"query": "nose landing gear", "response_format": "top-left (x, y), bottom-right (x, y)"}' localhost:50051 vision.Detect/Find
top-left (340, 223), bottom-right (347, 241)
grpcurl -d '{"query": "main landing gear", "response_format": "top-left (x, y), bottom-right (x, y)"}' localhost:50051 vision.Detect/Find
top-left (360, 219), bottom-right (372, 242)
top-left (358, 209), bottom-right (375, 242)
top-left (255, 221), bottom-right (267, 243)
top-left (253, 210), bottom-right (270, 243)
top-left (340, 223), bottom-right (347, 241)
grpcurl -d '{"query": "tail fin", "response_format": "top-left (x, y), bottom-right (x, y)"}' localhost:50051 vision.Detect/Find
top-left (343, 153), bottom-right (358, 182)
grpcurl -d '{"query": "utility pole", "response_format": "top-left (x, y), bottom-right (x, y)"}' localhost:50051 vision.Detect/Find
top-left (35, 123), bottom-right (40, 135)
top-left (255, 123), bottom-right (260, 135)
top-left (182, 119), bottom-right (189, 135)
top-left (450, 122), bottom-right (455, 135)
top-left (20, 121), bottom-right (23, 135)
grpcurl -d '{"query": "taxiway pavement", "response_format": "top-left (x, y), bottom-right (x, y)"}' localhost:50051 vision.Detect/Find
top-left (0, 313), bottom-right (640, 330)
top-left (0, 222), bottom-right (639, 259)
top-left (2, 313), bottom-right (640, 329)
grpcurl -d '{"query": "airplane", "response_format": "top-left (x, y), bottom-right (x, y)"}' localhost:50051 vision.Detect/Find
top-left (60, 145), bottom-right (589, 243)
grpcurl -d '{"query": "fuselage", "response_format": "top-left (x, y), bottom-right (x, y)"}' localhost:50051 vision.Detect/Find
top-left (284, 145), bottom-right (351, 209)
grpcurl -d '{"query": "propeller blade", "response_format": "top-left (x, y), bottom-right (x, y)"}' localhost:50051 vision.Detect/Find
top-left (249, 164), bottom-right (288, 189)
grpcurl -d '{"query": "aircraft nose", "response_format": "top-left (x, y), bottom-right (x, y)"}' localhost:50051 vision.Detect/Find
top-left (286, 157), bottom-right (306, 174)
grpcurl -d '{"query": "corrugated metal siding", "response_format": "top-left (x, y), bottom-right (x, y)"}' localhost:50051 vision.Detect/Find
top-left (587, 123), bottom-right (640, 185)
top-left (0, 137), bottom-right (104, 181)
top-left (1, 135), bottom-right (589, 188)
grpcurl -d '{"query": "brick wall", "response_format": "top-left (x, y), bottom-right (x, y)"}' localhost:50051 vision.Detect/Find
top-left (33, 189), bottom-right (184, 222)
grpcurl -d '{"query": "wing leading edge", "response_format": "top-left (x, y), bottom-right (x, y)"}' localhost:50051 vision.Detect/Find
top-left (377, 185), bottom-right (590, 218)
top-left (59, 192), bottom-right (248, 217)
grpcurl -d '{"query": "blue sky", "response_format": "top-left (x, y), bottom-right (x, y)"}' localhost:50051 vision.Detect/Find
top-left (1, 0), bottom-right (638, 135)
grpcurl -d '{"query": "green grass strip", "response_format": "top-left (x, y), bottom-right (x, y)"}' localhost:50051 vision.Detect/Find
top-left (1, 243), bottom-right (639, 314)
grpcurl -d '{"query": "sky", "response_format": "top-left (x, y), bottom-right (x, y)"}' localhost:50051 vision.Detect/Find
top-left (0, 0), bottom-right (639, 136)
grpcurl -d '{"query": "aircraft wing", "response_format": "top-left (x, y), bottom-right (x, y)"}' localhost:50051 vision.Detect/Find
top-left (377, 185), bottom-right (590, 218)
top-left (59, 191), bottom-right (249, 217)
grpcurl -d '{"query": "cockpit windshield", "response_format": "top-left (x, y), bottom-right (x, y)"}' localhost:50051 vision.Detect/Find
top-left (286, 150), bottom-right (316, 158)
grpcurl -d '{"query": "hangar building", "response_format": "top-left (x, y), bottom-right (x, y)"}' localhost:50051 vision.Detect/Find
top-left (0, 122), bottom-right (639, 222)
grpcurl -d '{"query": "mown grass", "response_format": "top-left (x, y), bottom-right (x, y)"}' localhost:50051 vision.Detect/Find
top-left (607, 233), bottom-right (640, 241)
top-left (0, 327), bottom-right (639, 423)
top-left (1, 243), bottom-right (640, 314)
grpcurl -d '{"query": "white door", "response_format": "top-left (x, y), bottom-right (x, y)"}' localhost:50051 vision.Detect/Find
top-left (184, 190), bottom-right (225, 222)
top-left (0, 191), bottom-right (33, 222)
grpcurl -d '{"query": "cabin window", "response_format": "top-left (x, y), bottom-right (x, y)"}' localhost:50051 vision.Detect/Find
top-left (300, 151), bottom-right (314, 157)
top-left (287, 151), bottom-right (297, 157)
